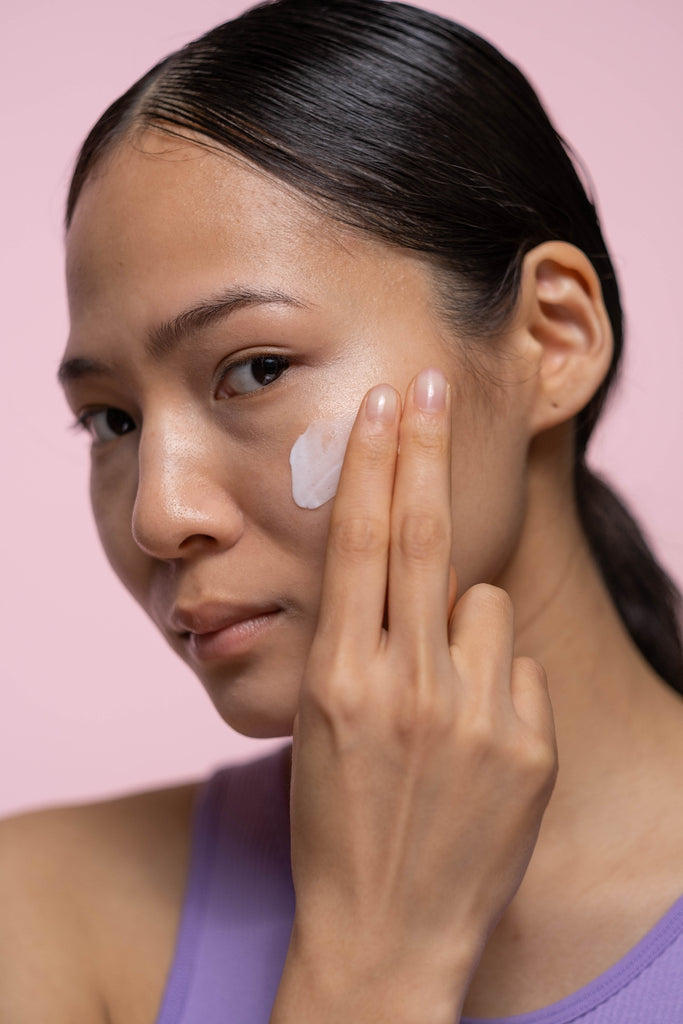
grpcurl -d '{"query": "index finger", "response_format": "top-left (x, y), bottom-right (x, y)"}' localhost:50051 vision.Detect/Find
top-left (314, 384), bottom-right (400, 655)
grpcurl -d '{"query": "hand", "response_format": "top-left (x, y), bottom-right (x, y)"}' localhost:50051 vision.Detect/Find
top-left (273, 368), bottom-right (557, 1024)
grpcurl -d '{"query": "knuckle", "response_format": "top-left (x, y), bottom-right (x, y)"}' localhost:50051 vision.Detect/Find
top-left (526, 733), bottom-right (558, 778)
top-left (516, 656), bottom-right (547, 688)
top-left (396, 511), bottom-right (449, 563)
top-left (462, 711), bottom-right (498, 758)
top-left (404, 417), bottom-right (449, 458)
top-left (329, 512), bottom-right (386, 561)
top-left (466, 583), bottom-right (513, 620)
top-left (395, 683), bottom-right (453, 744)
top-left (510, 731), bottom-right (558, 795)
top-left (303, 655), bottom-right (366, 726)
top-left (359, 428), bottom-right (395, 466)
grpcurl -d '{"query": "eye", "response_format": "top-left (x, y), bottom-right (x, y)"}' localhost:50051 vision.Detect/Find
top-left (78, 407), bottom-right (136, 444)
top-left (218, 354), bottom-right (290, 396)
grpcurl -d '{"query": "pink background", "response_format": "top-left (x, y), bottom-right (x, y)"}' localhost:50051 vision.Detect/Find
top-left (2, 1), bottom-right (681, 817)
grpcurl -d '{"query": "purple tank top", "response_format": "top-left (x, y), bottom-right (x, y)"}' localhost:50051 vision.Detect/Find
top-left (155, 747), bottom-right (683, 1023)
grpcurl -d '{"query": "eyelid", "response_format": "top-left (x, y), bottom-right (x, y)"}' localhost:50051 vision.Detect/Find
top-left (72, 407), bottom-right (100, 434)
top-left (215, 351), bottom-right (292, 397)
top-left (72, 406), bottom-right (137, 444)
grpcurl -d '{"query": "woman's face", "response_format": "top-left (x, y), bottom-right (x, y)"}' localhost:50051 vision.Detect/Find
top-left (62, 132), bottom-right (532, 737)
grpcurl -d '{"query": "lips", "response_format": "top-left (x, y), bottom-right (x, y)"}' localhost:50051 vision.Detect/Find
top-left (169, 601), bottom-right (282, 662)
top-left (170, 601), bottom-right (276, 636)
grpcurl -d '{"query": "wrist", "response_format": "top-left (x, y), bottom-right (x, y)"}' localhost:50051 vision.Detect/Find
top-left (271, 918), bottom-right (480, 1024)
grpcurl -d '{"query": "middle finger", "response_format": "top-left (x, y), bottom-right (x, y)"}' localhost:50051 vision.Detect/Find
top-left (387, 367), bottom-right (453, 649)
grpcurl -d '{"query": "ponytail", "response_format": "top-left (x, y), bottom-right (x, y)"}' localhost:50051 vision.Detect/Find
top-left (575, 463), bottom-right (683, 693)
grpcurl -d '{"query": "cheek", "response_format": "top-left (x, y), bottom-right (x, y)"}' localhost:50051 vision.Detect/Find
top-left (447, 411), bottom-right (529, 591)
top-left (239, 403), bottom-right (356, 522)
top-left (89, 463), bottom-right (150, 602)
top-left (228, 423), bottom-right (336, 579)
top-left (247, 442), bottom-right (336, 563)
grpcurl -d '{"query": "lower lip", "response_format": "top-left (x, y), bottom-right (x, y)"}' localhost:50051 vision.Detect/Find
top-left (186, 611), bottom-right (281, 663)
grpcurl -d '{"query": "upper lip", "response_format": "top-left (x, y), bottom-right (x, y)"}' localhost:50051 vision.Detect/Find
top-left (169, 602), bottom-right (280, 637)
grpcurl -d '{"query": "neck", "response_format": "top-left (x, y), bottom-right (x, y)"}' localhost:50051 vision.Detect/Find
top-left (497, 444), bottom-right (683, 849)
top-left (463, 437), bottom-right (683, 1016)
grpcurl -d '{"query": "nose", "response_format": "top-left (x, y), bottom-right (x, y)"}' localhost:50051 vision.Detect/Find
top-left (131, 416), bottom-right (244, 560)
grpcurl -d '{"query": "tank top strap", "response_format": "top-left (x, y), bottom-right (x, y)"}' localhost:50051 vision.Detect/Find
top-left (156, 744), bottom-right (295, 1024)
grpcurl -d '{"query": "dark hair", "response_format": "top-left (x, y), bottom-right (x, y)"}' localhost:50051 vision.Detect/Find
top-left (66, 0), bottom-right (682, 691)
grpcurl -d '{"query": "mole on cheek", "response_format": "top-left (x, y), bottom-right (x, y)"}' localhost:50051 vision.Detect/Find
top-left (289, 415), bottom-right (355, 510)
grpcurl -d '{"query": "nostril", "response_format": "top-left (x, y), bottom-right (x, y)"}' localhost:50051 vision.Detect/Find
top-left (132, 430), bottom-right (245, 558)
top-left (178, 532), bottom-right (219, 551)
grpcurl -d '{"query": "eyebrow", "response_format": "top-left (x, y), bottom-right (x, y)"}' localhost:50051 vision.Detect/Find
top-left (58, 286), bottom-right (308, 385)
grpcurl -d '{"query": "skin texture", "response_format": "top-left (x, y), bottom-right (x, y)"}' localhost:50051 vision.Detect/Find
top-left (2, 130), bottom-right (683, 1023)
top-left (61, 132), bottom-right (537, 739)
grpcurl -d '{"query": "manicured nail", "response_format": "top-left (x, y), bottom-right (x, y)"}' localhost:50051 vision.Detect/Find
top-left (365, 384), bottom-right (398, 422)
top-left (414, 368), bottom-right (447, 412)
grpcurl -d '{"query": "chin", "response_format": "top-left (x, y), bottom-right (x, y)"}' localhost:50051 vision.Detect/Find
top-left (218, 703), bottom-right (296, 740)
top-left (199, 666), bottom-right (299, 740)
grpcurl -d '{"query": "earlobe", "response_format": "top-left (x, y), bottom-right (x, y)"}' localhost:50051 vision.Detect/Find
top-left (519, 241), bottom-right (613, 436)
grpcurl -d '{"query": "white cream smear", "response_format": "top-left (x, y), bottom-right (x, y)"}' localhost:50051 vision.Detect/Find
top-left (289, 414), bottom-right (356, 509)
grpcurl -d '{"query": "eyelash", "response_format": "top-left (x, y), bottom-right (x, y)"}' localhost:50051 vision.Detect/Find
top-left (72, 353), bottom-right (292, 443)
top-left (217, 353), bottom-right (291, 396)
top-left (73, 407), bottom-right (136, 444)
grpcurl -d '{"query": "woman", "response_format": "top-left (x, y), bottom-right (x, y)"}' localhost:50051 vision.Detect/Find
top-left (2, 0), bottom-right (682, 1020)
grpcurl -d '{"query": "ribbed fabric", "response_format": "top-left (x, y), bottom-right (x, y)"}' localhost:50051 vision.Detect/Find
top-left (155, 746), bottom-right (294, 1024)
top-left (155, 747), bottom-right (683, 1022)
top-left (461, 898), bottom-right (683, 1024)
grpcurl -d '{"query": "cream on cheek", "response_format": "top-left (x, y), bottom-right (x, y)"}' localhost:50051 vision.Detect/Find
top-left (289, 414), bottom-right (356, 510)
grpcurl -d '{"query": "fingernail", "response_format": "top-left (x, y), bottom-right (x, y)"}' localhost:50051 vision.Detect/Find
top-left (414, 368), bottom-right (447, 412)
top-left (365, 384), bottom-right (398, 422)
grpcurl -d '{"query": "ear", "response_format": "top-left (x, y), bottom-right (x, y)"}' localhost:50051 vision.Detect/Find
top-left (516, 241), bottom-right (614, 436)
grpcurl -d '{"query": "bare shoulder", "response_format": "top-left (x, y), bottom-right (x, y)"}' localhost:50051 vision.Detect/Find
top-left (0, 780), bottom-right (200, 1024)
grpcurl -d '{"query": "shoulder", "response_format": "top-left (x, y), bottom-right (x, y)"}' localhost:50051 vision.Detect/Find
top-left (0, 781), bottom-right (199, 1024)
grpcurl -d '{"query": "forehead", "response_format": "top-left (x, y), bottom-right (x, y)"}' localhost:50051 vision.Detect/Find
top-left (65, 131), bottom-right (438, 340)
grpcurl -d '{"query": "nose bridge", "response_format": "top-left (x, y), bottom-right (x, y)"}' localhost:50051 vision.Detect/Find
top-left (132, 410), bottom-right (243, 558)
